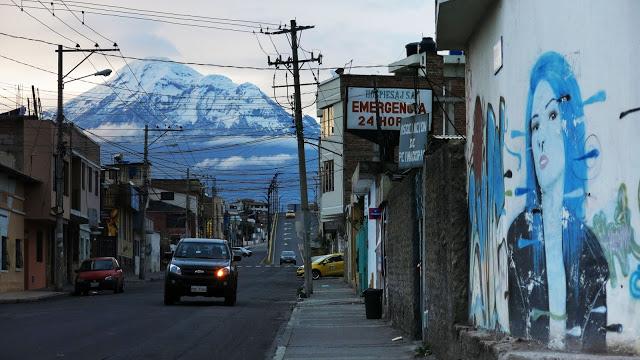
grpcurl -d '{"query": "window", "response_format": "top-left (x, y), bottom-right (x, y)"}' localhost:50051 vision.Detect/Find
top-left (15, 239), bottom-right (23, 270)
top-left (36, 231), bottom-right (43, 262)
top-left (160, 192), bottom-right (175, 201)
top-left (1, 236), bottom-right (7, 270)
top-left (442, 80), bottom-right (457, 136)
top-left (95, 172), bottom-right (99, 196)
top-left (321, 106), bottom-right (335, 138)
top-left (88, 167), bottom-right (92, 193)
top-left (322, 160), bottom-right (334, 193)
top-left (81, 162), bottom-right (86, 190)
top-left (128, 167), bottom-right (138, 180)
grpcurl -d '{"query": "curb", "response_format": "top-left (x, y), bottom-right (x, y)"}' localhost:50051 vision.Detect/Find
top-left (0, 292), bottom-right (68, 304)
top-left (270, 303), bottom-right (300, 360)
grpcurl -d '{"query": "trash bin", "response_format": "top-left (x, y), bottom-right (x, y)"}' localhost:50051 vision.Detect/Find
top-left (363, 288), bottom-right (383, 319)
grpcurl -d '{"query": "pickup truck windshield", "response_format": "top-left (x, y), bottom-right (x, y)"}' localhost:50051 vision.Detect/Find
top-left (175, 242), bottom-right (230, 260)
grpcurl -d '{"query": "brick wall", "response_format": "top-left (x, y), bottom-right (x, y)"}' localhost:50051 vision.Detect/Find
top-left (423, 139), bottom-right (468, 358)
top-left (385, 169), bottom-right (421, 339)
top-left (342, 131), bottom-right (376, 207)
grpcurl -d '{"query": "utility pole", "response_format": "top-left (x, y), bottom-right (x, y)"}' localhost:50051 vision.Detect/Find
top-left (139, 125), bottom-right (149, 280)
top-left (55, 45), bottom-right (117, 290)
top-left (266, 20), bottom-right (321, 296)
top-left (186, 168), bottom-right (190, 238)
top-left (55, 45), bottom-right (64, 291)
top-left (139, 126), bottom-right (181, 280)
top-left (266, 172), bottom-right (278, 248)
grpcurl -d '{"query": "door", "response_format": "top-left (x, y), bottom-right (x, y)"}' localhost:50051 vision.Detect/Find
top-left (325, 255), bottom-right (344, 276)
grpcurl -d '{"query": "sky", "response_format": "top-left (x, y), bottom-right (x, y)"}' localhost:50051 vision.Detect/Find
top-left (0, 0), bottom-right (436, 118)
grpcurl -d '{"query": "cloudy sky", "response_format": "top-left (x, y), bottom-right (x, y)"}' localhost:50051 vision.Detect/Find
top-left (0, 0), bottom-right (435, 117)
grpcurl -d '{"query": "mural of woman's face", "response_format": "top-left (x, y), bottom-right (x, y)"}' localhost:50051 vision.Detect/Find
top-left (530, 81), bottom-right (565, 192)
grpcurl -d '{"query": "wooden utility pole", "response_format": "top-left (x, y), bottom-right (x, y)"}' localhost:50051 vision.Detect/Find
top-left (186, 168), bottom-right (190, 238)
top-left (266, 20), bottom-right (321, 296)
top-left (139, 124), bottom-right (149, 280)
top-left (139, 126), bottom-right (181, 279)
top-left (55, 46), bottom-right (118, 290)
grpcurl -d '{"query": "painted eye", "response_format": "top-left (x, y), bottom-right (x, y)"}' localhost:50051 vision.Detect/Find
top-left (531, 121), bottom-right (539, 132)
top-left (549, 110), bottom-right (557, 121)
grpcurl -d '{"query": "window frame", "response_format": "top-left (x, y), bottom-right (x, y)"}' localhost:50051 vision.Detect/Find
top-left (322, 160), bottom-right (335, 193)
top-left (88, 167), bottom-right (93, 193)
top-left (1, 236), bottom-right (8, 271)
top-left (15, 238), bottom-right (23, 271)
top-left (81, 162), bottom-right (86, 190)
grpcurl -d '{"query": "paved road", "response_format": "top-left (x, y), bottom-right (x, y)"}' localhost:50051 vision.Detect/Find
top-left (0, 244), bottom-right (301, 360)
top-left (272, 211), bottom-right (318, 266)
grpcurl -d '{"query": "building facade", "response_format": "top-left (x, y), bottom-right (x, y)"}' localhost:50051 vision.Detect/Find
top-left (0, 114), bottom-right (100, 291)
top-left (437, 0), bottom-right (640, 353)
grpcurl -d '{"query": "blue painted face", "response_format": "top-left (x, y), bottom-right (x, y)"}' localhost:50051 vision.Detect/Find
top-left (530, 81), bottom-right (565, 192)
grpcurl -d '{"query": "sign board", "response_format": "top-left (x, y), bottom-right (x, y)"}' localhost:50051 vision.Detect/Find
top-left (346, 87), bottom-right (432, 131)
top-left (368, 207), bottom-right (382, 219)
top-left (398, 114), bottom-right (429, 169)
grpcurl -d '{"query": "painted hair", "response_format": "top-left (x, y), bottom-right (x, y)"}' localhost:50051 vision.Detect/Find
top-left (523, 51), bottom-right (588, 285)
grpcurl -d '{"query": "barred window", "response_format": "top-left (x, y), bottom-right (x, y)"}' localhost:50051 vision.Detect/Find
top-left (322, 160), bottom-right (334, 193)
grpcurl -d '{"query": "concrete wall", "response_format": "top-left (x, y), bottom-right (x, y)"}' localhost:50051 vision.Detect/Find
top-left (25, 222), bottom-right (48, 290)
top-left (0, 175), bottom-right (25, 292)
top-left (385, 170), bottom-right (421, 338)
top-left (464, 0), bottom-right (640, 353)
top-left (423, 139), bottom-right (468, 358)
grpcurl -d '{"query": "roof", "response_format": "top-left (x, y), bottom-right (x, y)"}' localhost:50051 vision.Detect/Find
top-left (0, 163), bottom-right (41, 184)
top-left (435, 0), bottom-right (496, 49)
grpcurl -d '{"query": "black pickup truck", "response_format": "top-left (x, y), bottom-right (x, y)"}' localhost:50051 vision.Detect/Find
top-left (164, 238), bottom-right (241, 306)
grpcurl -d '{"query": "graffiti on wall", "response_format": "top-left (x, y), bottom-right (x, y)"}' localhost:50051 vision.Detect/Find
top-left (468, 51), bottom-right (640, 351)
top-left (468, 96), bottom-right (509, 332)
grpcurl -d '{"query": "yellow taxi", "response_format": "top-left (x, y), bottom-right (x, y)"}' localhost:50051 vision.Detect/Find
top-left (296, 253), bottom-right (344, 280)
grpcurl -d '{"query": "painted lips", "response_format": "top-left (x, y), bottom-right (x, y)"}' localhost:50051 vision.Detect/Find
top-left (539, 155), bottom-right (549, 169)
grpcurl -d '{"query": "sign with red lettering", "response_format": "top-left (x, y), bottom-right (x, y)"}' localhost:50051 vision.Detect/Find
top-left (346, 87), bottom-right (432, 131)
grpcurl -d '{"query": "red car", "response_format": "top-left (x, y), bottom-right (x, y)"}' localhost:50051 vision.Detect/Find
top-left (74, 257), bottom-right (124, 295)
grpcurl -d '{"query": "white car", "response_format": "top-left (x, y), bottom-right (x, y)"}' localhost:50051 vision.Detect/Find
top-left (285, 210), bottom-right (295, 219)
top-left (232, 246), bottom-right (252, 257)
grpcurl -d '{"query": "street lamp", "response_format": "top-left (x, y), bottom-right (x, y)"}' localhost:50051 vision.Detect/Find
top-left (63, 68), bottom-right (112, 84)
top-left (54, 44), bottom-right (114, 291)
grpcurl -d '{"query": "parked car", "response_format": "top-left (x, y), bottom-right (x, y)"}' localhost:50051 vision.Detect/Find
top-left (164, 238), bottom-right (241, 306)
top-left (285, 210), bottom-right (295, 219)
top-left (232, 246), bottom-right (252, 257)
top-left (279, 250), bottom-right (297, 265)
top-left (74, 257), bottom-right (124, 295)
top-left (296, 253), bottom-right (344, 280)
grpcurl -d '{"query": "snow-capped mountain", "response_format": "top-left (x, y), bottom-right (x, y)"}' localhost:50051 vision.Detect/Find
top-left (63, 58), bottom-right (318, 134)
top-left (59, 59), bottom-right (320, 202)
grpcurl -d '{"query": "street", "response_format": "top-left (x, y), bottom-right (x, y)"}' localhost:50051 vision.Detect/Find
top-left (0, 245), bottom-right (301, 360)
top-left (271, 211), bottom-right (319, 266)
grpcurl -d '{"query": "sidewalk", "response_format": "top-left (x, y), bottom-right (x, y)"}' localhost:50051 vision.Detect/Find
top-left (0, 289), bottom-right (67, 304)
top-left (272, 278), bottom-right (418, 360)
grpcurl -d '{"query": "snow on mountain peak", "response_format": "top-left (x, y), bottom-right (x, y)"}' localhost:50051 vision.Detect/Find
top-left (62, 59), bottom-right (319, 136)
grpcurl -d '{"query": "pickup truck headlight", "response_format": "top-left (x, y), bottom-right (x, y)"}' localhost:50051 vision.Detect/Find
top-left (216, 266), bottom-right (230, 279)
top-left (168, 264), bottom-right (182, 275)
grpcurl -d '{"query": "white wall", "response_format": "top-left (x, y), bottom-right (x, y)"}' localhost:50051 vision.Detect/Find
top-left (318, 77), bottom-right (345, 220)
top-left (149, 187), bottom-right (197, 213)
top-left (366, 187), bottom-right (378, 288)
top-left (464, 0), bottom-right (640, 352)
